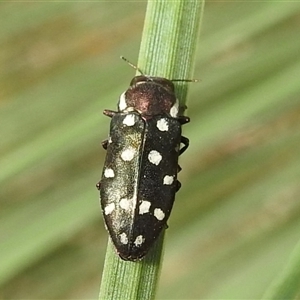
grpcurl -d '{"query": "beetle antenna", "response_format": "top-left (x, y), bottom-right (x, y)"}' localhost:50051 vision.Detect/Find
top-left (171, 79), bottom-right (198, 83)
top-left (121, 56), bottom-right (198, 83)
top-left (120, 56), bottom-right (145, 76)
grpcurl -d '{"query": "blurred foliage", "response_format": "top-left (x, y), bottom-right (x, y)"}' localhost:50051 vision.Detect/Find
top-left (1, 1), bottom-right (300, 299)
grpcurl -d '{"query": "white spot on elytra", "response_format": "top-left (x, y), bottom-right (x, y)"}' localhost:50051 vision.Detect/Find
top-left (134, 235), bottom-right (145, 247)
top-left (170, 99), bottom-right (179, 117)
top-left (154, 208), bottom-right (165, 221)
top-left (156, 118), bottom-right (169, 131)
top-left (120, 198), bottom-right (130, 210)
top-left (148, 150), bottom-right (162, 165)
top-left (123, 114), bottom-right (136, 126)
top-left (120, 232), bottom-right (128, 245)
top-left (104, 168), bottom-right (115, 178)
top-left (121, 148), bottom-right (136, 161)
top-left (104, 203), bottom-right (115, 215)
top-left (118, 92), bottom-right (127, 111)
top-left (163, 175), bottom-right (174, 185)
top-left (108, 136), bottom-right (112, 144)
top-left (139, 200), bottom-right (151, 215)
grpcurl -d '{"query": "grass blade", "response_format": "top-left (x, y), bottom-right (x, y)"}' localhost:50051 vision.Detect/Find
top-left (99, 1), bottom-right (205, 299)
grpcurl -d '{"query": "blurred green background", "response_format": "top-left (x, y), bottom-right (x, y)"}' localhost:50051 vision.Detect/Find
top-left (1, 1), bottom-right (300, 299)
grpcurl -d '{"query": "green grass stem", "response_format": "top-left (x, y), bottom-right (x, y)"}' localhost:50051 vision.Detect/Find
top-left (99, 1), bottom-right (205, 299)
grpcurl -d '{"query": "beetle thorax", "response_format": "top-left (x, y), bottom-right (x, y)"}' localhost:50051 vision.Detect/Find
top-left (118, 82), bottom-right (178, 117)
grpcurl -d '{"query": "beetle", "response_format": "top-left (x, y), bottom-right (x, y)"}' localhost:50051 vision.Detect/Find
top-left (97, 58), bottom-right (192, 261)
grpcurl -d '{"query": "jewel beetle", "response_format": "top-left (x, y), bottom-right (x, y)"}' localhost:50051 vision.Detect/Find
top-left (97, 57), bottom-right (192, 261)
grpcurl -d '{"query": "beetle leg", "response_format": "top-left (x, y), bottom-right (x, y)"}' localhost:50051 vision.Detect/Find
top-left (179, 136), bottom-right (189, 155)
top-left (103, 109), bottom-right (117, 118)
top-left (176, 180), bottom-right (182, 192)
top-left (96, 181), bottom-right (101, 190)
top-left (178, 116), bottom-right (190, 125)
top-left (102, 139), bottom-right (108, 150)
